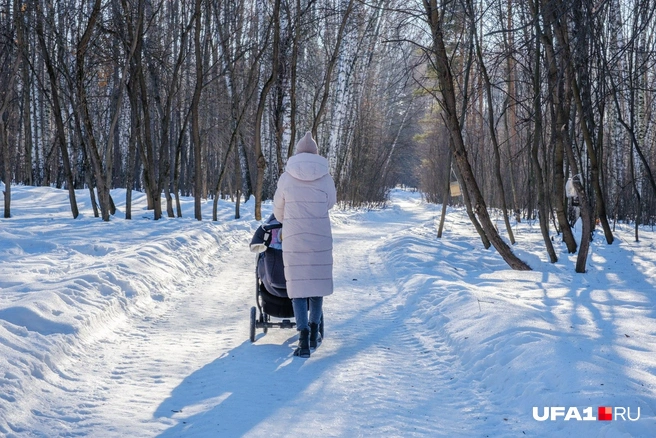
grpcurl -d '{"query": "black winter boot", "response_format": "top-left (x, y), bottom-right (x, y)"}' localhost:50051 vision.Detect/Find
top-left (294, 329), bottom-right (310, 358)
top-left (309, 323), bottom-right (320, 349)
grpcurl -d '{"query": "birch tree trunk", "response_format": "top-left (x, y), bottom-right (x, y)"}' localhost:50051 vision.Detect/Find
top-left (254, 0), bottom-right (280, 221)
top-left (18, 2), bottom-right (33, 187)
top-left (311, 0), bottom-right (355, 140)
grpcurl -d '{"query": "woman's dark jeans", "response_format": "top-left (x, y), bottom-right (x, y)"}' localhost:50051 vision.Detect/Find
top-left (292, 297), bottom-right (323, 331)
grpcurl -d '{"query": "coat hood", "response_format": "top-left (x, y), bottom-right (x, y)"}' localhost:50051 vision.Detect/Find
top-left (285, 153), bottom-right (330, 182)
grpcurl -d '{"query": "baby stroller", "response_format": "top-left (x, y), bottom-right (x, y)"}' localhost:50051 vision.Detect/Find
top-left (249, 215), bottom-right (324, 343)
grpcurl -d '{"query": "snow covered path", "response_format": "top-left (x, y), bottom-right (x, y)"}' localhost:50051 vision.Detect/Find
top-left (2, 187), bottom-right (655, 437)
top-left (11, 195), bottom-right (486, 437)
top-left (9, 221), bottom-right (254, 436)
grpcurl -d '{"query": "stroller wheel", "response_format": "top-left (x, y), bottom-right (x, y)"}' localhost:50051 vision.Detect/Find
top-left (250, 306), bottom-right (257, 342)
top-left (263, 314), bottom-right (269, 334)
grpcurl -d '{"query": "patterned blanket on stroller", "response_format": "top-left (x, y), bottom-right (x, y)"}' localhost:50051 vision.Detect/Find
top-left (250, 215), bottom-right (282, 253)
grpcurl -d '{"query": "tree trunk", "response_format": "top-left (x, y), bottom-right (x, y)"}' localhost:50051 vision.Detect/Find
top-left (1, 118), bottom-right (10, 219)
top-left (474, 29), bottom-right (515, 245)
top-left (629, 138), bottom-right (640, 241)
top-left (437, 152), bottom-right (452, 239)
top-left (254, 0), bottom-right (281, 221)
top-left (311, 0), bottom-right (355, 139)
top-left (502, 0), bottom-right (521, 222)
top-left (528, 0), bottom-right (557, 262)
top-left (424, 0), bottom-right (530, 270)
top-left (75, 0), bottom-right (110, 220)
top-left (174, 107), bottom-right (191, 218)
top-left (192, 0), bottom-right (204, 221)
top-left (453, 152), bottom-right (490, 249)
top-left (0, 114), bottom-right (13, 218)
top-left (17, 2), bottom-right (33, 186)
top-left (35, 5), bottom-right (79, 218)
top-left (538, 5), bottom-right (577, 253)
top-left (287, 0), bottom-right (302, 161)
top-left (2, 0), bottom-right (19, 217)
top-left (234, 141), bottom-right (242, 220)
top-left (126, 114), bottom-right (137, 220)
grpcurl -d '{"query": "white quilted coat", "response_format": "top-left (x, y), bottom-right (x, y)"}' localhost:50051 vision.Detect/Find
top-left (273, 152), bottom-right (337, 299)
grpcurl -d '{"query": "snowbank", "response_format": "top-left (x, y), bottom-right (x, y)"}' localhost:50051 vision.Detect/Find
top-left (0, 186), bottom-right (253, 434)
top-left (380, 198), bottom-right (656, 436)
top-left (1, 186), bottom-right (655, 437)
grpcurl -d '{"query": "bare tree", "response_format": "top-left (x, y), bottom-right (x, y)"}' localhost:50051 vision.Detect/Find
top-left (526, 0), bottom-right (557, 262)
top-left (4, 0), bottom-right (656, 270)
top-left (472, 4), bottom-right (516, 246)
top-left (192, 0), bottom-right (204, 220)
top-left (423, 0), bottom-right (531, 270)
top-left (253, 0), bottom-right (281, 221)
top-left (1, 0), bottom-right (21, 218)
top-left (34, 4), bottom-right (79, 219)
top-left (539, 0), bottom-right (593, 272)
top-left (310, 0), bottom-right (355, 140)
top-left (212, 0), bottom-right (268, 221)
top-left (569, 0), bottom-right (614, 245)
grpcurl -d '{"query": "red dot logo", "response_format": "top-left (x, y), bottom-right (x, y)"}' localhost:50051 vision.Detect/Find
top-left (598, 406), bottom-right (613, 421)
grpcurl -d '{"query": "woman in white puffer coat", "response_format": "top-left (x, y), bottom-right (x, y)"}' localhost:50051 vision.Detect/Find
top-left (273, 131), bottom-right (337, 358)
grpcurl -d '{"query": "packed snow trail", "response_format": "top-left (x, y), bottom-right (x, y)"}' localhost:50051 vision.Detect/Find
top-left (5, 188), bottom-right (656, 437)
top-left (11, 195), bottom-right (492, 437)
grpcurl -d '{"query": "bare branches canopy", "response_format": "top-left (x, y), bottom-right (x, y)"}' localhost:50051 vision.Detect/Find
top-left (1, 0), bottom-right (655, 272)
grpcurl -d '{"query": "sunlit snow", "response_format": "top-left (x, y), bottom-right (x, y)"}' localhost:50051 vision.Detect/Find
top-left (1, 186), bottom-right (654, 437)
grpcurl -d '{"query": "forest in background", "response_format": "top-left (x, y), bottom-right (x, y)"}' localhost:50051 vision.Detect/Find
top-left (1, 0), bottom-right (655, 272)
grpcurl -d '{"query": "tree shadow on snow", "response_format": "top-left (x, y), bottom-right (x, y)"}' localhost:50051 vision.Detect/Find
top-left (534, 234), bottom-right (656, 422)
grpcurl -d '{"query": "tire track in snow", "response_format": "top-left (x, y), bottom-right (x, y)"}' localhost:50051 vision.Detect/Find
top-left (292, 222), bottom-right (487, 437)
top-left (243, 197), bottom-right (491, 437)
top-left (18, 195), bottom-right (490, 437)
top-left (19, 228), bottom-right (256, 437)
